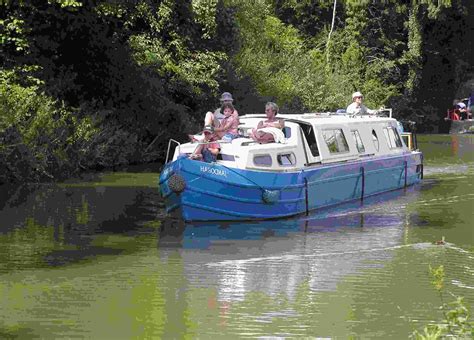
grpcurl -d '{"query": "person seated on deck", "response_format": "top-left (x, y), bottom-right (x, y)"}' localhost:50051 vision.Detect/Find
top-left (456, 102), bottom-right (468, 120)
top-left (249, 102), bottom-right (286, 144)
top-left (212, 102), bottom-right (240, 142)
top-left (189, 126), bottom-right (220, 163)
top-left (189, 92), bottom-right (239, 142)
top-left (346, 91), bottom-right (377, 115)
top-left (447, 103), bottom-right (461, 121)
top-left (205, 92), bottom-right (239, 127)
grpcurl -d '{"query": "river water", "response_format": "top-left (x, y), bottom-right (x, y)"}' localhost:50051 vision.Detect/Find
top-left (0, 134), bottom-right (472, 339)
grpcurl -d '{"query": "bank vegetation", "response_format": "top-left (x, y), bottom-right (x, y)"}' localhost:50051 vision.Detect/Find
top-left (1, 0), bottom-right (472, 184)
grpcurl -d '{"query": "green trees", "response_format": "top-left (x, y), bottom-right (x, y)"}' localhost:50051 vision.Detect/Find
top-left (0, 68), bottom-right (95, 182)
top-left (0, 0), bottom-right (472, 183)
top-left (0, 1), bottom-right (241, 183)
top-left (231, 0), bottom-right (472, 125)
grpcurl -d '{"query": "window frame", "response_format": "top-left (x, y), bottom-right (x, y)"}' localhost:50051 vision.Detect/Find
top-left (351, 129), bottom-right (366, 153)
top-left (277, 152), bottom-right (296, 166)
top-left (383, 126), bottom-right (403, 149)
top-left (253, 154), bottom-right (272, 167)
top-left (372, 129), bottom-right (380, 152)
top-left (322, 128), bottom-right (350, 154)
top-left (299, 123), bottom-right (320, 157)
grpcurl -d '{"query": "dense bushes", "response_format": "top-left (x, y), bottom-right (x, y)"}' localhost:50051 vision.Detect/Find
top-left (0, 70), bottom-right (96, 184)
top-left (0, 0), bottom-right (472, 184)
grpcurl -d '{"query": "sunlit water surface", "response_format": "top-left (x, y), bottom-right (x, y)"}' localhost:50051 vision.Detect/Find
top-left (0, 134), bottom-right (473, 339)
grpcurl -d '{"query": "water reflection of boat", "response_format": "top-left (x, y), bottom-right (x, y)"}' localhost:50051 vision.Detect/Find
top-left (158, 187), bottom-right (420, 302)
top-left (440, 119), bottom-right (474, 134)
top-left (158, 186), bottom-right (418, 248)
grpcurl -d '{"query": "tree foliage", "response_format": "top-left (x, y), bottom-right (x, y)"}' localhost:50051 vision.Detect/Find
top-left (0, 0), bottom-right (472, 183)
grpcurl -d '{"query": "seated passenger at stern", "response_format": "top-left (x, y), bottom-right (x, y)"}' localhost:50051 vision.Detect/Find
top-left (346, 91), bottom-right (377, 115)
top-left (213, 102), bottom-right (240, 141)
top-left (190, 92), bottom-right (239, 142)
top-left (204, 92), bottom-right (239, 128)
top-left (190, 126), bottom-right (220, 163)
top-left (249, 102), bottom-right (286, 144)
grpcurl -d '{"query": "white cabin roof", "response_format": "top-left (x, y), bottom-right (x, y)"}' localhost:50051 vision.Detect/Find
top-left (173, 112), bottom-right (411, 172)
top-left (241, 112), bottom-right (397, 126)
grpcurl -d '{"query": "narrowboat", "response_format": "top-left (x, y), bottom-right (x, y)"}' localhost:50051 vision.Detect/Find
top-left (159, 111), bottom-right (423, 221)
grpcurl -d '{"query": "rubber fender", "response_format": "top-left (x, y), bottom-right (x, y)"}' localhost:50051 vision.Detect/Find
top-left (168, 173), bottom-right (186, 193)
top-left (262, 189), bottom-right (279, 204)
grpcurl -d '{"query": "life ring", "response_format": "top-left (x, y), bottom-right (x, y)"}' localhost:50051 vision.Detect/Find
top-left (168, 174), bottom-right (186, 193)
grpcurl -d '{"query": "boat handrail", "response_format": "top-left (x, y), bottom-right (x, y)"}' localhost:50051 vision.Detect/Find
top-left (241, 109), bottom-right (394, 119)
top-left (380, 108), bottom-right (392, 118)
top-left (165, 139), bottom-right (181, 164)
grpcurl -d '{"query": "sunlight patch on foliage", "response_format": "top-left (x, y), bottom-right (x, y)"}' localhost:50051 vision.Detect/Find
top-left (192, 0), bottom-right (218, 39)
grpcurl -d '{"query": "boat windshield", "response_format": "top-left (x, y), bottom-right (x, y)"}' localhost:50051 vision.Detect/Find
top-left (299, 123), bottom-right (320, 157)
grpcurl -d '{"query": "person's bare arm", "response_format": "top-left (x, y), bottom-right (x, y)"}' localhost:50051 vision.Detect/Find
top-left (209, 147), bottom-right (220, 156)
top-left (215, 117), bottom-right (234, 132)
top-left (261, 119), bottom-right (284, 129)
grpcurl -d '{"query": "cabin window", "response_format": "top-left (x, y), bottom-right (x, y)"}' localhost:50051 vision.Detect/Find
top-left (351, 130), bottom-right (366, 153)
top-left (323, 129), bottom-right (349, 154)
top-left (385, 127), bottom-right (403, 148)
top-left (372, 129), bottom-right (380, 151)
top-left (299, 124), bottom-right (319, 157)
top-left (401, 133), bottom-right (412, 150)
top-left (277, 153), bottom-right (296, 166)
top-left (219, 154), bottom-right (235, 161)
top-left (253, 154), bottom-right (272, 166)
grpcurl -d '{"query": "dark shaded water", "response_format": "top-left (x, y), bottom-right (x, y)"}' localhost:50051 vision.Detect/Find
top-left (0, 135), bottom-right (473, 339)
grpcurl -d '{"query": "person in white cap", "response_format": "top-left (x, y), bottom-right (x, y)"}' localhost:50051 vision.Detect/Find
top-left (455, 101), bottom-right (468, 120)
top-left (346, 91), bottom-right (377, 115)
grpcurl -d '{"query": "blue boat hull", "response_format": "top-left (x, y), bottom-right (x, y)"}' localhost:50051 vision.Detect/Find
top-left (159, 153), bottom-right (423, 221)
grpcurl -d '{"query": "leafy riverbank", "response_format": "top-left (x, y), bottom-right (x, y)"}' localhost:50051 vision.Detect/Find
top-left (1, 1), bottom-right (472, 184)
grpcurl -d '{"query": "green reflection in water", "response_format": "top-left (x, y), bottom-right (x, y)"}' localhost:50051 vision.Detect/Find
top-left (418, 134), bottom-right (474, 165)
top-left (1, 135), bottom-right (473, 338)
top-left (409, 135), bottom-right (474, 250)
top-left (0, 233), bottom-right (195, 339)
top-left (75, 195), bottom-right (89, 225)
top-left (60, 172), bottom-right (160, 188)
top-left (0, 218), bottom-right (66, 272)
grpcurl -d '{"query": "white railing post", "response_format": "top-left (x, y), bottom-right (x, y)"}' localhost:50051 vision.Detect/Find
top-left (165, 139), bottom-right (181, 164)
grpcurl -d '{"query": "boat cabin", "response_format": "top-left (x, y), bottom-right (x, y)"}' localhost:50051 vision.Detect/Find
top-left (172, 113), bottom-right (411, 172)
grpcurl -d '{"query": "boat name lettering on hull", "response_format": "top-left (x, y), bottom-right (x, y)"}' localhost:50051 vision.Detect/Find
top-left (200, 166), bottom-right (227, 177)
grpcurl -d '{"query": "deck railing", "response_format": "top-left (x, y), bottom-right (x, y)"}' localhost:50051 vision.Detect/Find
top-left (165, 139), bottom-right (181, 164)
